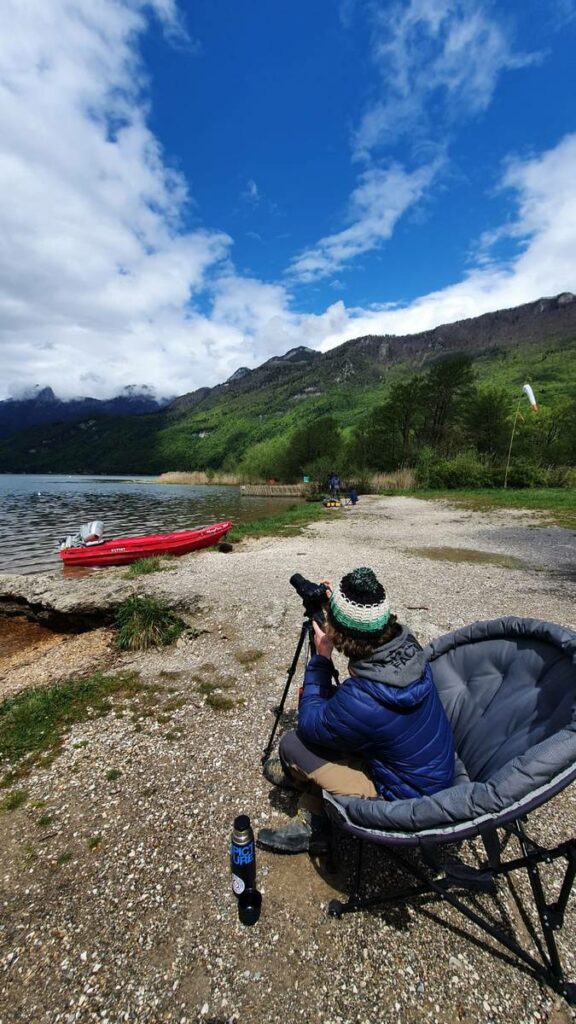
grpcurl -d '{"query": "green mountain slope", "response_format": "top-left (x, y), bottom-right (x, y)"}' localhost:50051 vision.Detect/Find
top-left (2, 293), bottom-right (575, 475)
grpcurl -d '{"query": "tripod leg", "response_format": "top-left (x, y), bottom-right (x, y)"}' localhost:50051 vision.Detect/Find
top-left (262, 620), bottom-right (311, 764)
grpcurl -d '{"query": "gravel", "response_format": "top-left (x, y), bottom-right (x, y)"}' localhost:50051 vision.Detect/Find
top-left (0, 495), bottom-right (575, 1024)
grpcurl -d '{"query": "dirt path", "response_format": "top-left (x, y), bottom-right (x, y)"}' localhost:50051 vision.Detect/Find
top-left (0, 496), bottom-right (575, 1024)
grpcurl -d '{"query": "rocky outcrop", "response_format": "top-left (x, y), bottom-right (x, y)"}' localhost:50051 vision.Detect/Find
top-left (0, 571), bottom-right (135, 631)
top-left (0, 566), bottom-right (204, 633)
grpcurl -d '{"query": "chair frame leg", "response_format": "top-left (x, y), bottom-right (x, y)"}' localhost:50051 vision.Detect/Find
top-left (327, 826), bottom-right (576, 1005)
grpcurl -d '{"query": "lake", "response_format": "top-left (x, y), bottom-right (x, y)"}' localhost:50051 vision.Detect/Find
top-left (0, 474), bottom-right (300, 575)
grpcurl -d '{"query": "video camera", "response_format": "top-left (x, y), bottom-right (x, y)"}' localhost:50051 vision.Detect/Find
top-left (289, 574), bottom-right (329, 621)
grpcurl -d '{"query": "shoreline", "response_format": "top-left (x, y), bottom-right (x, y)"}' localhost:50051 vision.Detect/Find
top-left (1, 495), bottom-right (575, 1024)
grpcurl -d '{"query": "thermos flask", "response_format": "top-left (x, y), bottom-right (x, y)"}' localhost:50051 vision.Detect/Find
top-left (230, 814), bottom-right (261, 926)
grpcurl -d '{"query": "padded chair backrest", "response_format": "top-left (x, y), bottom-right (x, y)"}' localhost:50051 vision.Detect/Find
top-left (426, 617), bottom-right (576, 782)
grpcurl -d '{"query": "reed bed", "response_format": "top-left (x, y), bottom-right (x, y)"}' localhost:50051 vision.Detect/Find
top-left (157, 471), bottom-right (242, 486)
top-left (368, 469), bottom-right (417, 491)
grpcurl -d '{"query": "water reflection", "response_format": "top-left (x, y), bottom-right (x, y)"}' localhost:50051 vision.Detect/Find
top-left (0, 475), bottom-right (300, 574)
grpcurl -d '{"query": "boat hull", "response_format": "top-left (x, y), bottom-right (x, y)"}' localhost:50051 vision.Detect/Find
top-left (59, 521), bottom-right (233, 567)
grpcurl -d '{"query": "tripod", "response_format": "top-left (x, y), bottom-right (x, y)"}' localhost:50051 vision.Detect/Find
top-left (261, 615), bottom-right (339, 765)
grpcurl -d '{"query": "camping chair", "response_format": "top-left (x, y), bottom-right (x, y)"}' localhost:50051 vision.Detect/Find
top-left (323, 617), bottom-right (576, 1003)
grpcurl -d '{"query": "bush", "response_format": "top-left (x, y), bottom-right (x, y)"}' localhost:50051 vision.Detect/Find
top-left (501, 459), bottom-right (549, 488)
top-left (115, 596), bottom-right (185, 651)
top-left (424, 452), bottom-right (494, 489)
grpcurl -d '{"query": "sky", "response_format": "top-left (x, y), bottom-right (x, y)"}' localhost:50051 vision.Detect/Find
top-left (1, 0), bottom-right (575, 400)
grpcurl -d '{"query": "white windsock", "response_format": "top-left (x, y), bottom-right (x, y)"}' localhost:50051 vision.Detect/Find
top-left (522, 383), bottom-right (538, 411)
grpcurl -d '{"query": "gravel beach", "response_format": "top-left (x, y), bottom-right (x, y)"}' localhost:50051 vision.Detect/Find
top-left (0, 495), bottom-right (575, 1024)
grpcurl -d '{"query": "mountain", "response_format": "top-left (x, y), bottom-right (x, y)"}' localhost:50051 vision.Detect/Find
top-left (0, 385), bottom-right (168, 440)
top-left (1, 292), bottom-right (575, 474)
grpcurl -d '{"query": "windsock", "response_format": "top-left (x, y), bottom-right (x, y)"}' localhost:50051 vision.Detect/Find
top-left (522, 383), bottom-right (538, 411)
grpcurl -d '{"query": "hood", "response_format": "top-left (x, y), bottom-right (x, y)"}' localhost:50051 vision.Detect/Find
top-left (350, 625), bottom-right (428, 688)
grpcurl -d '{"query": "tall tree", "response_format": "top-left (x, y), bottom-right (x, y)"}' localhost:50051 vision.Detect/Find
top-left (463, 386), bottom-right (510, 458)
top-left (419, 357), bottom-right (476, 451)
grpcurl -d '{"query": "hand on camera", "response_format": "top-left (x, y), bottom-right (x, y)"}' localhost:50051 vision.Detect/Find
top-left (313, 619), bottom-right (334, 659)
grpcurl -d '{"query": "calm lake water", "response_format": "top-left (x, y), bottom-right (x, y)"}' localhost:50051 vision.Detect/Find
top-left (0, 474), bottom-right (299, 575)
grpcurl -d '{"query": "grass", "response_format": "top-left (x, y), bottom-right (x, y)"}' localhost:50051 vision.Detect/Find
top-left (157, 471), bottom-right (243, 485)
top-left (123, 555), bottom-right (176, 578)
top-left (115, 596), bottom-right (185, 650)
top-left (0, 789), bottom-right (28, 813)
top-left (395, 488), bottom-right (576, 528)
top-left (234, 649), bottom-right (264, 665)
top-left (106, 768), bottom-right (122, 782)
top-left (227, 502), bottom-right (333, 543)
top-left (205, 693), bottom-right (242, 711)
top-left (194, 672), bottom-right (243, 711)
top-left (406, 546), bottom-right (524, 569)
top-left (0, 670), bottom-right (146, 775)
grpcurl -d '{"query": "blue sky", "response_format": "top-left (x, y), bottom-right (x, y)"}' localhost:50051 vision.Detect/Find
top-left (1, 0), bottom-right (575, 399)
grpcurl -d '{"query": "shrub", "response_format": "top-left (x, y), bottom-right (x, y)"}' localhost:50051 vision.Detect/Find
top-left (424, 452), bottom-right (494, 489)
top-left (115, 596), bottom-right (185, 651)
top-left (501, 459), bottom-right (549, 488)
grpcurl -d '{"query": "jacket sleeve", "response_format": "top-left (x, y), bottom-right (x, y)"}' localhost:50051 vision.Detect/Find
top-left (297, 655), bottom-right (365, 752)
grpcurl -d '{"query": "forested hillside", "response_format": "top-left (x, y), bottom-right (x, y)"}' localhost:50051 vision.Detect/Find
top-left (1, 293), bottom-right (575, 486)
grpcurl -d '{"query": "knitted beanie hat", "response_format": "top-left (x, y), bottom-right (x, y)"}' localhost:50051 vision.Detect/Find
top-left (329, 567), bottom-right (391, 640)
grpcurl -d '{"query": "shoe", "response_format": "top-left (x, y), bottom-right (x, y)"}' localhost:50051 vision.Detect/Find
top-left (262, 756), bottom-right (298, 791)
top-left (257, 810), bottom-right (329, 855)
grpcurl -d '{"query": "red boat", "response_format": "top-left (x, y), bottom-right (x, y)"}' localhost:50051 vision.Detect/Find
top-left (59, 521), bottom-right (233, 567)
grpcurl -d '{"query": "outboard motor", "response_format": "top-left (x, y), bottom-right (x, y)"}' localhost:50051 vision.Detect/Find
top-left (80, 521), bottom-right (104, 543)
top-left (59, 521), bottom-right (104, 550)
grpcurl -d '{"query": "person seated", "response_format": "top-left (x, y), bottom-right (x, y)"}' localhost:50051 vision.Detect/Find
top-left (258, 567), bottom-right (455, 853)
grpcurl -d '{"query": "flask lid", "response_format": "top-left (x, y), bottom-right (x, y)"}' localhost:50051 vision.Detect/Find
top-left (238, 888), bottom-right (262, 926)
top-left (234, 814), bottom-right (251, 831)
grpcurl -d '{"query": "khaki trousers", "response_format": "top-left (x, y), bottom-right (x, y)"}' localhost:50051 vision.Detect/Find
top-left (279, 730), bottom-right (378, 816)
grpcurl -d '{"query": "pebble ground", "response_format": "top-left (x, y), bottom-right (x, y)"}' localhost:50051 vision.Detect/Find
top-left (0, 495), bottom-right (575, 1024)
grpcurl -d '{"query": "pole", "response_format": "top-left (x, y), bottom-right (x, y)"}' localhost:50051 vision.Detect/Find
top-left (503, 393), bottom-right (523, 490)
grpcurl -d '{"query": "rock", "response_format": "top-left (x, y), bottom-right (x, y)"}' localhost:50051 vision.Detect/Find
top-left (0, 570), bottom-right (134, 630)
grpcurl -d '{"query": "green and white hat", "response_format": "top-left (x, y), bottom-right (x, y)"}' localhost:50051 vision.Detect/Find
top-left (329, 567), bottom-right (391, 640)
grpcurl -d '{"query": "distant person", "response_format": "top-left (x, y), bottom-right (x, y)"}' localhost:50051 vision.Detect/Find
top-left (328, 472), bottom-right (341, 499)
top-left (347, 488), bottom-right (358, 505)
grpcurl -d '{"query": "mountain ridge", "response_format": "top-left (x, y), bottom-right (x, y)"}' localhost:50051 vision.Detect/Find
top-left (166, 291), bottom-right (576, 420)
top-left (0, 385), bottom-right (169, 440)
top-left (1, 291), bottom-right (575, 474)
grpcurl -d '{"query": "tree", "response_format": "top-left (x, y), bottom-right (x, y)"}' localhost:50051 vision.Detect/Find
top-left (463, 386), bottom-right (510, 459)
top-left (419, 358), bottom-right (476, 451)
top-left (281, 416), bottom-right (343, 480)
top-left (349, 378), bottom-right (426, 472)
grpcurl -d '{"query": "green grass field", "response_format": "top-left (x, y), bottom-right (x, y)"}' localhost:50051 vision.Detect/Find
top-left (393, 488), bottom-right (576, 528)
top-left (227, 501), bottom-right (335, 543)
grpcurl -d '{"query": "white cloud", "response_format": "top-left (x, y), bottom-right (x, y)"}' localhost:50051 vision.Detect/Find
top-left (288, 160), bottom-right (443, 282)
top-left (354, 0), bottom-right (538, 158)
top-left (287, 1), bottom-right (536, 287)
top-left (311, 134), bottom-right (576, 351)
top-left (0, 0), bottom-right (229, 400)
top-left (0, 0), bottom-right (573, 406)
top-left (242, 179), bottom-right (261, 205)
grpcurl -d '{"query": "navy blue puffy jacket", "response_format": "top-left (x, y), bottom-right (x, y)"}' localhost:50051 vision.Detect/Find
top-left (298, 654), bottom-right (455, 800)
